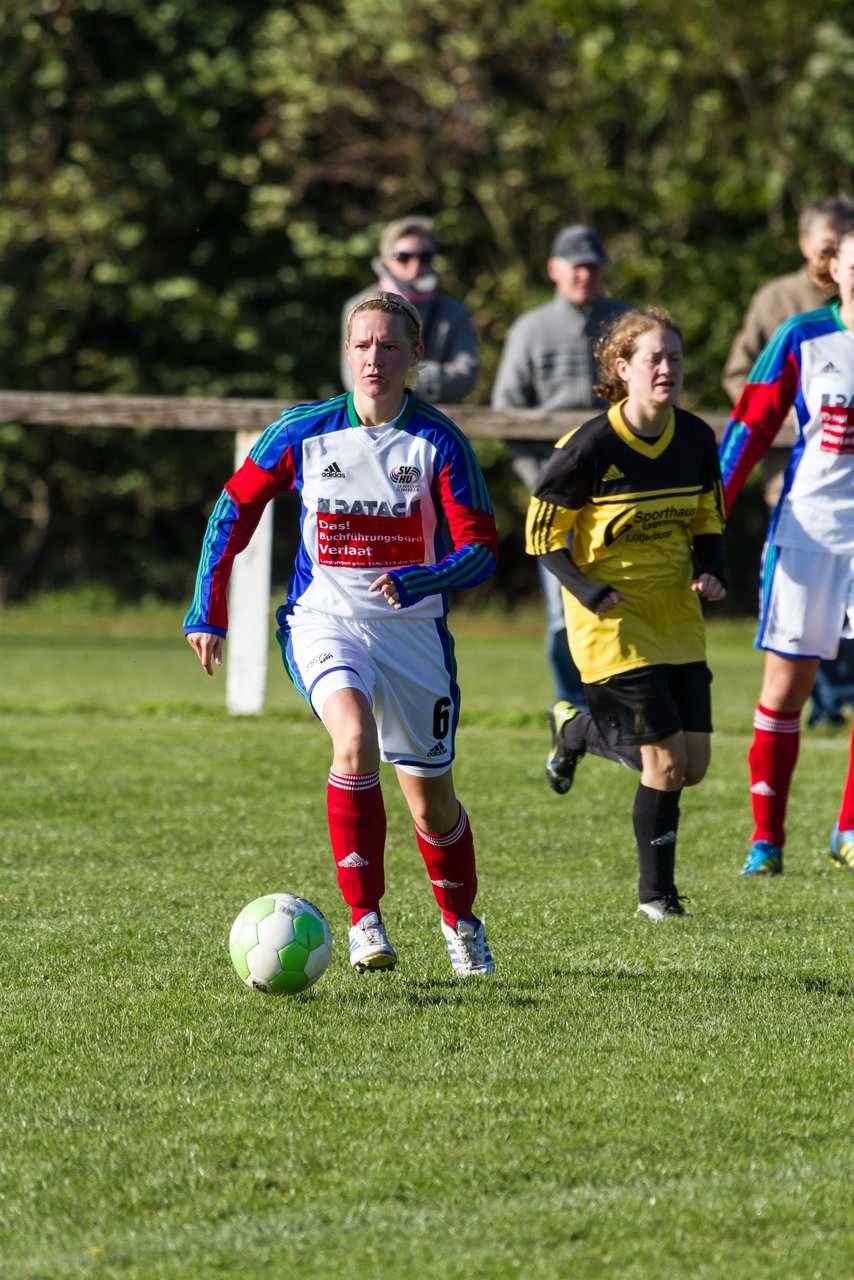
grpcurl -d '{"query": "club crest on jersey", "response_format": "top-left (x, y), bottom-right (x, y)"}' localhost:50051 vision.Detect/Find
top-left (389, 464), bottom-right (422, 491)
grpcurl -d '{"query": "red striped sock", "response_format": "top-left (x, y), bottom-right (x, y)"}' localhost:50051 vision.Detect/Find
top-left (748, 704), bottom-right (801, 847)
top-left (327, 769), bottom-right (386, 925)
top-left (836, 722), bottom-right (854, 832)
top-left (414, 805), bottom-right (478, 929)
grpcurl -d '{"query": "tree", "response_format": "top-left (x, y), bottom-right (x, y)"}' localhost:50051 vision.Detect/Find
top-left (0, 0), bottom-right (851, 604)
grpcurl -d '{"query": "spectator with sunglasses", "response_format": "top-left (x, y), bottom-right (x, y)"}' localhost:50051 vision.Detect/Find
top-left (341, 215), bottom-right (480, 403)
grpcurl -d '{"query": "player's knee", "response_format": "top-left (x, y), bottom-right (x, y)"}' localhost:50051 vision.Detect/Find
top-left (683, 760), bottom-right (708, 787)
top-left (331, 722), bottom-right (379, 773)
top-left (405, 780), bottom-right (459, 833)
top-left (642, 744), bottom-right (687, 790)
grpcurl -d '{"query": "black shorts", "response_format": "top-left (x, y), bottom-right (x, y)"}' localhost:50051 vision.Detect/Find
top-left (583, 662), bottom-right (713, 748)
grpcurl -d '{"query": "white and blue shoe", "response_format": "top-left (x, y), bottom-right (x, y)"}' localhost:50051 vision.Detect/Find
top-left (348, 911), bottom-right (397, 973)
top-left (441, 917), bottom-right (495, 977)
top-left (741, 839), bottom-right (783, 876)
top-left (830, 823), bottom-right (854, 874)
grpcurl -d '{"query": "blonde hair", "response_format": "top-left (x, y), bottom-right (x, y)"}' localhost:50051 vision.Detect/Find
top-left (345, 291), bottom-right (423, 390)
top-left (379, 215), bottom-right (436, 258)
top-left (593, 307), bottom-right (683, 404)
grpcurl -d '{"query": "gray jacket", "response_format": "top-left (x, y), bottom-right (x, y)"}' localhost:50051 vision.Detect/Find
top-left (491, 292), bottom-right (631, 487)
top-left (341, 288), bottom-right (480, 403)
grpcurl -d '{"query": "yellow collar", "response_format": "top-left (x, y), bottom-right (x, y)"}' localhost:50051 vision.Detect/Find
top-left (608, 400), bottom-right (674, 458)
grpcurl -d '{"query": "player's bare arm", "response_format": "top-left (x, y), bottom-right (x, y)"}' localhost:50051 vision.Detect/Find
top-left (187, 630), bottom-right (224, 676)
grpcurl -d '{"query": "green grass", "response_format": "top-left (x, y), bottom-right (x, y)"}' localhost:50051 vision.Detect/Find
top-left (1, 604), bottom-right (852, 1279)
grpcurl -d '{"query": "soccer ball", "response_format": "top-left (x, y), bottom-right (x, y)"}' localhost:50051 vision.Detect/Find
top-left (229, 894), bottom-right (333, 994)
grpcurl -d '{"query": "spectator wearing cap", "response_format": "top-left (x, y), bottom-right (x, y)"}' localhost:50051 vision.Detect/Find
top-left (492, 224), bottom-right (632, 709)
top-left (340, 215), bottom-right (480, 403)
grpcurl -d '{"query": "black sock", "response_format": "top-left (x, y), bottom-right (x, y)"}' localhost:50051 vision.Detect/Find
top-left (562, 712), bottom-right (642, 772)
top-left (633, 783), bottom-right (682, 902)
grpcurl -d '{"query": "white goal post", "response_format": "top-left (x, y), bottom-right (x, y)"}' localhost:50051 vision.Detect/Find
top-left (226, 429), bottom-right (273, 716)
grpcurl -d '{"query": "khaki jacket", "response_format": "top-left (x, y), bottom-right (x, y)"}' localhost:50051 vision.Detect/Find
top-left (722, 266), bottom-right (835, 403)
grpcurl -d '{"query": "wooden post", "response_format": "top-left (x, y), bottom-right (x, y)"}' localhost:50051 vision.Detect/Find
top-left (226, 429), bottom-right (274, 716)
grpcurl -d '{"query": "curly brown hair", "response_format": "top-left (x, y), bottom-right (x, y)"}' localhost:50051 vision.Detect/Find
top-left (593, 307), bottom-right (683, 404)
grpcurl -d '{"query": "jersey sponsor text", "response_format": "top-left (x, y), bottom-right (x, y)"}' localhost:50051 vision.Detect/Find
top-left (317, 510), bottom-right (426, 568)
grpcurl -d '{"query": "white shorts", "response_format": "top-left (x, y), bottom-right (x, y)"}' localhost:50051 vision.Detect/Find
top-left (276, 608), bottom-right (459, 777)
top-left (757, 543), bottom-right (854, 659)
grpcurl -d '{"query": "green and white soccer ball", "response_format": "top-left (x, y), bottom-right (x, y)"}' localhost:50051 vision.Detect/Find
top-left (229, 894), bottom-right (333, 994)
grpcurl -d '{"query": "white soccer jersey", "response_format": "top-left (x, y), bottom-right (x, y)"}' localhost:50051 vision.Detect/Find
top-left (295, 423), bottom-right (442, 617)
top-left (184, 392), bottom-right (497, 636)
top-left (721, 304), bottom-right (854, 553)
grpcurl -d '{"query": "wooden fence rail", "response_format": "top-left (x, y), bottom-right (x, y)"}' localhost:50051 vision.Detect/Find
top-left (1, 389), bottom-right (785, 713)
top-left (0, 389), bottom-right (739, 441)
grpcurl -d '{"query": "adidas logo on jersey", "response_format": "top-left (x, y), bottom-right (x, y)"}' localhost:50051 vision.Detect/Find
top-left (602, 464), bottom-right (625, 482)
top-left (426, 742), bottom-right (448, 757)
top-left (338, 851), bottom-right (368, 868)
top-left (820, 361), bottom-right (840, 375)
top-left (321, 461), bottom-right (346, 479)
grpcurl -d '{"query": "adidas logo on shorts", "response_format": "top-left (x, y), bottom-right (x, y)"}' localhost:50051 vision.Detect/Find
top-left (321, 461), bottom-right (346, 479)
top-left (820, 361), bottom-right (839, 375)
top-left (427, 742), bottom-right (448, 757)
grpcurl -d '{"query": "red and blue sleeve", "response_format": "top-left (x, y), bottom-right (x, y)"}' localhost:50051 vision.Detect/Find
top-left (183, 424), bottom-right (296, 636)
top-left (718, 324), bottom-right (801, 514)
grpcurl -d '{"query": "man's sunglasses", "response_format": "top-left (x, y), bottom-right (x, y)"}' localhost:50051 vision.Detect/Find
top-left (390, 250), bottom-right (436, 264)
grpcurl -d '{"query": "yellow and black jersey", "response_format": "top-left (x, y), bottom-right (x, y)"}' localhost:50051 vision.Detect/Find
top-left (525, 402), bottom-right (725, 683)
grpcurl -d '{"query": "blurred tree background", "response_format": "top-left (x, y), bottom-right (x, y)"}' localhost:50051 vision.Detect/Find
top-left (1, 0), bottom-right (852, 607)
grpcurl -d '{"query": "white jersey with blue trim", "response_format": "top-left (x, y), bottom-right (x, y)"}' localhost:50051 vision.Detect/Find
top-left (183, 392), bottom-right (497, 637)
top-left (720, 305), bottom-right (854, 554)
top-left (293, 420), bottom-right (443, 617)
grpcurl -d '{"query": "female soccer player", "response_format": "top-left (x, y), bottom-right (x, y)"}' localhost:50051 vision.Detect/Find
top-left (184, 292), bottom-right (497, 976)
top-left (526, 308), bottom-right (727, 919)
top-left (719, 228), bottom-right (854, 877)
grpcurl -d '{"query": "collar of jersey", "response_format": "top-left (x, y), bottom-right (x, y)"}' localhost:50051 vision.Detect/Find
top-left (346, 389), bottom-right (418, 431)
top-left (608, 400), bottom-right (674, 458)
top-left (830, 301), bottom-right (849, 333)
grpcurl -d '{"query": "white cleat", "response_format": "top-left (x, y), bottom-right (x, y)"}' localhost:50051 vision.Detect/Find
top-left (348, 911), bottom-right (397, 973)
top-left (441, 917), bottom-right (495, 977)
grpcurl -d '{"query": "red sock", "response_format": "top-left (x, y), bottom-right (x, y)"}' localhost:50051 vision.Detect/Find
top-left (414, 805), bottom-right (478, 928)
top-left (836, 723), bottom-right (854, 831)
top-left (327, 769), bottom-right (386, 925)
top-left (748, 704), bottom-right (801, 847)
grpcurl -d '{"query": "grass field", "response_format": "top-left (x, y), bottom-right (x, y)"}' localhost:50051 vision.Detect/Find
top-left (1, 602), bottom-right (852, 1279)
